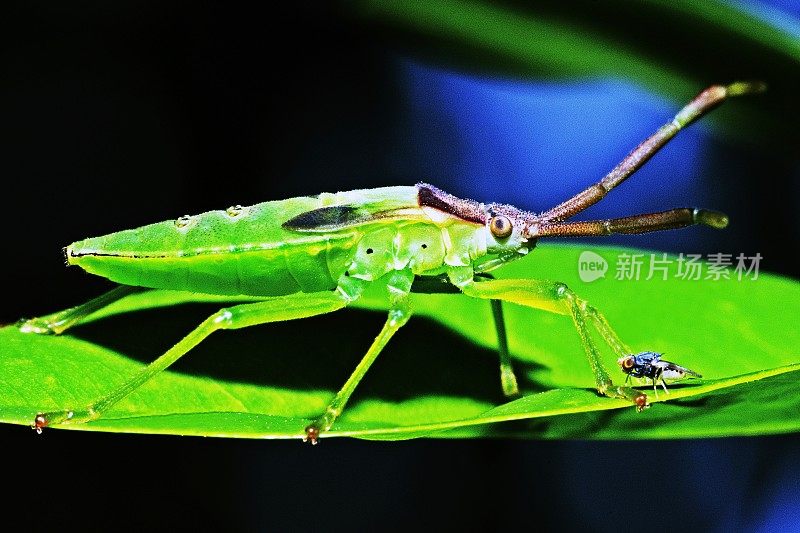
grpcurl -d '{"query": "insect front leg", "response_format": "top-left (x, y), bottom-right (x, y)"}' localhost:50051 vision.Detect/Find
top-left (456, 276), bottom-right (649, 410)
top-left (18, 285), bottom-right (148, 335)
top-left (32, 290), bottom-right (353, 433)
top-left (490, 299), bottom-right (519, 398)
top-left (478, 273), bottom-right (519, 398)
top-left (411, 274), bottom-right (520, 398)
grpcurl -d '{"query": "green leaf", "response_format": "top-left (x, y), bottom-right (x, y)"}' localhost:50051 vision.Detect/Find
top-left (1, 244), bottom-right (797, 440)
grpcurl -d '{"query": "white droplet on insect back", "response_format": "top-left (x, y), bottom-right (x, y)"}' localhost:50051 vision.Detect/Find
top-left (226, 205), bottom-right (244, 217)
top-left (175, 215), bottom-right (193, 228)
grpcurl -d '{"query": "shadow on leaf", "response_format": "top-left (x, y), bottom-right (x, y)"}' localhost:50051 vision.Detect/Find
top-left (71, 303), bottom-right (548, 405)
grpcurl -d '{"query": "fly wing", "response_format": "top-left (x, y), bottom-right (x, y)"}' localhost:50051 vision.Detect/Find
top-left (658, 360), bottom-right (703, 379)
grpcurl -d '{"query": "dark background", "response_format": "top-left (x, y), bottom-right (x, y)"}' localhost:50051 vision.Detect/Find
top-left (2, 3), bottom-right (798, 530)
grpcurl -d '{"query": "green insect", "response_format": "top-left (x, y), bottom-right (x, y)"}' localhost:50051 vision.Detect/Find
top-left (20, 81), bottom-right (763, 443)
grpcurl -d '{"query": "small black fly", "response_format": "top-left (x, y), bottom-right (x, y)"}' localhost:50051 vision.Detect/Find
top-left (618, 352), bottom-right (702, 397)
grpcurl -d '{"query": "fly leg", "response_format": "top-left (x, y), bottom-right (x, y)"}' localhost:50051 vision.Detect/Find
top-left (18, 285), bottom-right (148, 335)
top-left (457, 276), bottom-right (649, 410)
top-left (32, 290), bottom-right (352, 433)
top-left (305, 271), bottom-right (414, 444)
top-left (658, 368), bottom-right (669, 396)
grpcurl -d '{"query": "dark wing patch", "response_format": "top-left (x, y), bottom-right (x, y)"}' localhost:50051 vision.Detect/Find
top-left (282, 206), bottom-right (362, 230)
top-left (283, 205), bottom-right (424, 232)
top-left (285, 184), bottom-right (488, 232)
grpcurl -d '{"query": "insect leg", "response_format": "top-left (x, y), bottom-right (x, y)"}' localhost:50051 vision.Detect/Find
top-left (491, 299), bottom-right (519, 398)
top-left (304, 299), bottom-right (411, 444)
top-left (305, 271), bottom-right (414, 444)
top-left (659, 368), bottom-right (669, 395)
top-left (18, 285), bottom-right (148, 335)
top-left (457, 277), bottom-right (648, 410)
top-left (582, 304), bottom-right (631, 358)
top-left (412, 274), bottom-right (519, 398)
top-left (477, 274), bottom-right (519, 397)
top-left (32, 291), bottom-right (351, 433)
top-left (539, 81), bottom-right (765, 222)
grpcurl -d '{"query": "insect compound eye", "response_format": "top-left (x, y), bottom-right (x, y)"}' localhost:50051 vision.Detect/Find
top-left (489, 215), bottom-right (513, 238)
top-left (619, 356), bottom-right (635, 370)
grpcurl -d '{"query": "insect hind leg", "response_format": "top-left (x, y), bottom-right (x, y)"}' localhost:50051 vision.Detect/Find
top-left (32, 290), bottom-right (352, 433)
top-left (18, 285), bottom-right (148, 335)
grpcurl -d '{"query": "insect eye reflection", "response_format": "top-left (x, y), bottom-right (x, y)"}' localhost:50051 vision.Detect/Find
top-left (490, 216), bottom-right (513, 238)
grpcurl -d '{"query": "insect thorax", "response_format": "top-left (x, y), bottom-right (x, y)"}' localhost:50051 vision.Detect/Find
top-left (342, 221), bottom-right (489, 282)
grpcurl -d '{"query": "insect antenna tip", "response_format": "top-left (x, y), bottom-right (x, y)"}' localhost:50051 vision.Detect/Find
top-left (694, 209), bottom-right (729, 230)
top-left (727, 80), bottom-right (767, 96)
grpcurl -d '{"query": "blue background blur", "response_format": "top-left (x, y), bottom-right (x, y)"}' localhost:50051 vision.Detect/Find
top-left (1, 2), bottom-right (798, 530)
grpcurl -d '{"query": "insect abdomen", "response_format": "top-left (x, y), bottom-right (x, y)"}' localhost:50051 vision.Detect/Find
top-left (66, 197), bottom-right (357, 296)
top-left (68, 238), bottom-right (354, 296)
